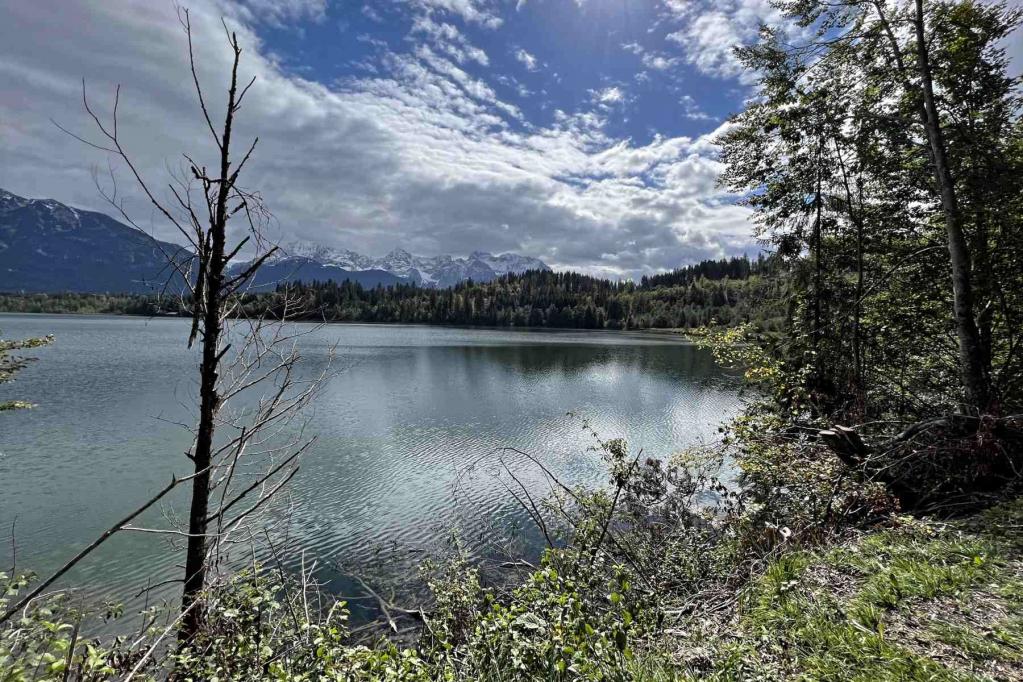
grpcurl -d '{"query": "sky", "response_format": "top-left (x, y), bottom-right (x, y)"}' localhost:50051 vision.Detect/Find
top-left (1, 0), bottom-right (1019, 279)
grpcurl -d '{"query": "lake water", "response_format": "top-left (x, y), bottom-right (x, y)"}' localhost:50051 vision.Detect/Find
top-left (0, 314), bottom-right (741, 615)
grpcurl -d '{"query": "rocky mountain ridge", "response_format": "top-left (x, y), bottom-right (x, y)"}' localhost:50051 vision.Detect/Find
top-left (270, 241), bottom-right (550, 288)
top-left (0, 189), bottom-right (551, 293)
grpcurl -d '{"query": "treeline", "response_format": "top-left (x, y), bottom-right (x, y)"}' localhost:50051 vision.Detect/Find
top-left (0, 255), bottom-right (786, 331)
top-left (0, 292), bottom-right (179, 316)
top-left (639, 254), bottom-right (770, 288)
top-left (251, 254), bottom-right (783, 329)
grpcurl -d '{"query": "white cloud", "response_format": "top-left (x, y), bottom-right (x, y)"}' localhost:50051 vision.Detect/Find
top-left (666, 11), bottom-right (744, 78)
top-left (410, 0), bottom-right (503, 29)
top-left (411, 15), bottom-right (489, 66)
top-left (496, 74), bottom-right (533, 97)
top-left (514, 48), bottom-right (539, 71)
top-left (660, 0), bottom-right (695, 17)
top-left (679, 94), bottom-right (715, 121)
top-left (642, 53), bottom-right (678, 71)
top-left (0, 0), bottom-right (755, 279)
top-left (662, 0), bottom-right (782, 82)
top-left (591, 86), bottom-right (625, 105)
top-left (237, 0), bottom-right (328, 25)
top-left (620, 41), bottom-right (679, 72)
top-left (362, 4), bottom-right (384, 22)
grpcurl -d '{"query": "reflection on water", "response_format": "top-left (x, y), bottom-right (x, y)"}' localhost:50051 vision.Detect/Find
top-left (0, 315), bottom-right (741, 616)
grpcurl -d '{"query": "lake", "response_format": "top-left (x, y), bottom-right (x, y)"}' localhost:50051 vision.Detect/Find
top-left (0, 314), bottom-right (741, 616)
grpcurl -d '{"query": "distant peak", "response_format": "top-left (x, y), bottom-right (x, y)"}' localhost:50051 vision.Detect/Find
top-left (242, 240), bottom-right (549, 288)
top-left (0, 188), bottom-right (28, 207)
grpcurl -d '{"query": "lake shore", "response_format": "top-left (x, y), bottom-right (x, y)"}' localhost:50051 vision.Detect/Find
top-left (1, 309), bottom-right (701, 343)
top-left (0, 314), bottom-right (740, 627)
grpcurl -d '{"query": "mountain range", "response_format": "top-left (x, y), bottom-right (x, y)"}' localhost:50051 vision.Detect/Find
top-left (0, 189), bottom-right (550, 294)
top-left (245, 241), bottom-right (550, 290)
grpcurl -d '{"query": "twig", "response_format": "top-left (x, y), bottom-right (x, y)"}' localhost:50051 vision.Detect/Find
top-left (0, 472), bottom-right (199, 625)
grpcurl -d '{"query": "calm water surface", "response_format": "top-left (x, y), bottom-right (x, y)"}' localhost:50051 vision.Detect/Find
top-left (0, 314), bottom-right (740, 613)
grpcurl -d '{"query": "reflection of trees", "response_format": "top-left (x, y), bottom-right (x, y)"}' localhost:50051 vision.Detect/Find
top-left (414, 343), bottom-right (722, 382)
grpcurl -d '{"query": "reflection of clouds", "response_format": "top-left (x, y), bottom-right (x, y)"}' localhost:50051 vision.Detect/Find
top-left (582, 362), bottom-right (625, 387)
top-left (1, 318), bottom-right (743, 625)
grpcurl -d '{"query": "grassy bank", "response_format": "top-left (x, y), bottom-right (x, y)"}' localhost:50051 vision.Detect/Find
top-left (3, 410), bottom-right (1021, 681)
top-left (663, 500), bottom-right (1023, 681)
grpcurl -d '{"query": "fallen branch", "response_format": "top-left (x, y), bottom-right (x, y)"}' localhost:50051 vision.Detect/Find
top-left (1, 471), bottom-right (200, 625)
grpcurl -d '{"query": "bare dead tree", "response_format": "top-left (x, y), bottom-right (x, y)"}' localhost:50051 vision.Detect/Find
top-left (46, 8), bottom-right (332, 642)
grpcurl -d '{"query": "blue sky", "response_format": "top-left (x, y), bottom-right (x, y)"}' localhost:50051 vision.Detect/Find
top-left (260, 0), bottom-right (743, 142)
top-left (16, 0), bottom-right (999, 278)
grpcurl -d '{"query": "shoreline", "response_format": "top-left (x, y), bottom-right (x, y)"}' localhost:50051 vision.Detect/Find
top-left (0, 309), bottom-right (696, 340)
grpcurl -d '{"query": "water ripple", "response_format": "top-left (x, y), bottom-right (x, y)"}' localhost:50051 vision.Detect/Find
top-left (0, 315), bottom-right (742, 623)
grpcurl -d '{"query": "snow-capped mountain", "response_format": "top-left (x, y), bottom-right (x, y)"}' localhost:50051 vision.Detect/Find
top-left (0, 188), bottom-right (192, 294)
top-left (0, 187), bottom-right (551, 293)
top-left (470, 251), bottom-right (550, 277)
top-left (268, 241), bottom-right (550, 288)
top-left (282, 241), bottom-right (376, 271)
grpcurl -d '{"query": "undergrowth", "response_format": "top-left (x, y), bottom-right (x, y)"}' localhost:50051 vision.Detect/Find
top-left (3, 442), bottom-right (1022, 681)
top-left (680, 500), bottom-right (1023, 681)
top-left (2, 337), bottom-right (1021, 680)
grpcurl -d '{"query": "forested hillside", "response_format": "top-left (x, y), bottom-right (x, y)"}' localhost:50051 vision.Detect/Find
top-left (0, 255), bottom-right (787, 331)
top-left (249, 255), bottom-right (784, 329)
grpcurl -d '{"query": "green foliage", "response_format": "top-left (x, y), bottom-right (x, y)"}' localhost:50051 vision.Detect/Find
top-left (3, 431), bottom-right (1021, 681)
top-left (0, 294), bottom-right (174, 317)
top-left (0, 557), bottom-right (649, 681)
top-left (169, 570), bottom-right (436, 681)
top-left (427, 551), bottom-right (647, 680)
top-left (0, 256), bottom-right (787, 332)
top-left (0, 571), bottom-right (125, 681)
top-left (721, 0), bottom-right (1023, 419)
top-left (687, 324), bottom-right (799, 416)
top-left (260, 264), bottom-right (785, 330)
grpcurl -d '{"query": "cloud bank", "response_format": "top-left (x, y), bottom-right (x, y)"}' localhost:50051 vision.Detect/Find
top-left (0, 0), bottom-right (759, 279)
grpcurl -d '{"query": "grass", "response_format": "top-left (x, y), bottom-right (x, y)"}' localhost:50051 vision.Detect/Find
top-left (676, 499), bottom-right (1023, 681)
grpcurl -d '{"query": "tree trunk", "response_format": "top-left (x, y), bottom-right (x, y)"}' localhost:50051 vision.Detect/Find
top-left (811, 134), bottom-right (824, 390)
top-left (854, 178), bottom-right (865, 401)
top-left (179, 275), bottom-right (222, 638)
top-left (832, 136), bottom-right (866, 404)
top-left (179, 51), bottom-right (239, 639)
top-left (913, 0), bottom-right (991, 411)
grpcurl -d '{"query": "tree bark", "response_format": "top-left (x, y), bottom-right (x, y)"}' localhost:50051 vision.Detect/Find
top-left (179, 41), bottom-right (239, 640)
top-left (811, 134), bottom-right (825, 389)
top-left (913, 0), bottom-right (991, 410)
